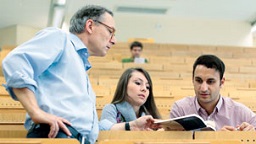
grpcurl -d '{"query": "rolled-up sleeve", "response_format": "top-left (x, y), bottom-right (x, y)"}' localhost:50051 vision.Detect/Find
top-left (2, 27), bottom-right (65, 100)
top-left (2, 71), bottom-right (37, 100)
top-left (99, 104), bottom-right (117, 130)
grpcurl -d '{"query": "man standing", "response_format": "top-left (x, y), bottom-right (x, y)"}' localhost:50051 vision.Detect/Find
top-left (2, 5), bottom-right (116, 143)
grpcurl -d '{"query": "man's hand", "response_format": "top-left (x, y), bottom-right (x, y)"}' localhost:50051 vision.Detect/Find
top-left (220, 122), bottom-right (255, 131)
top-left (13, 88), bottom-right (72, 137)
top-left (237, 122), bottom-right (255, 131)
top-left (31, 109), bottom-right (72, 138)
top-left (220, 125), bottom-right (237, 131)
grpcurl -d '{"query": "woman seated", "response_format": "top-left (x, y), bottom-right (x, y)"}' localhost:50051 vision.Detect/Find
top-left (99, 67), bottom-right (161, 131)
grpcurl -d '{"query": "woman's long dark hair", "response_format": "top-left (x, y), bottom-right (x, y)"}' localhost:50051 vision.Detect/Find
top-left (111, 67), bottom-right (161, 119)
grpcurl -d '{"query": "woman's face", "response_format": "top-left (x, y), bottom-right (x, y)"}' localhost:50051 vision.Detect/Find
top-left (126, 71), bottom-right (150, 107)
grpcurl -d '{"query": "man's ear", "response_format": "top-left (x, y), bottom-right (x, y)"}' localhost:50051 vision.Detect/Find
top-left (220, 77), bottom-right (225, 87)
top-left (85, 19), bottom-right (94, 34)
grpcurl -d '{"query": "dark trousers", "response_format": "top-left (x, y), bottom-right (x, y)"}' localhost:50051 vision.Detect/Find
top-left (27, 123), bottom-right (90, 144)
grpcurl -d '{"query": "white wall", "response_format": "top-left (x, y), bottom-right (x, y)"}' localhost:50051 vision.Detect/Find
top-left (16, 25), bottom-right (40, 45)
top-left (0, 25), bottom-right (17, 47)
top-left (0, 25), bottom-right (40, 48)
top-left (115, 14), bottom-right (253, 47)
top-left (0, 16), bottom-right (254, 47)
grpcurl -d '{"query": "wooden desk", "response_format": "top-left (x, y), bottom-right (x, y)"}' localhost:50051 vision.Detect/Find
top-left (0, 124), bottom-right (27, 138)
top-left (98, 131), bottom-right (193, 141)
top-left (195, 131), bottom-right (256, 144)
top-left (0, 138), bottom-right (79, 144)
top-left (98, 139), bottom-right (242, 144)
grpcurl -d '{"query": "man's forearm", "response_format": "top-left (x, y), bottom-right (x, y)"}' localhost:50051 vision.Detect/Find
top-left (12, 87), bottom-right (41, 118)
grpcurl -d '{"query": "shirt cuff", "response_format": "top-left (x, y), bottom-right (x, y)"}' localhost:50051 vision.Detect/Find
top-left (99, 119), bottom-right (115, 130)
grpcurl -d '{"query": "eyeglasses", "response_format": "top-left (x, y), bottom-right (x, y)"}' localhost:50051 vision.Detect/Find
top-left (94, 20), bottom-right (116, 39)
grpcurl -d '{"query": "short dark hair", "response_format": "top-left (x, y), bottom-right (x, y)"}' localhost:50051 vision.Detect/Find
top-left (193, 54), bottom-right (225, 80)
top-left (111, 67), bottom-right (161, 119)
top-left (130, 41), bottom-right (143, 50)
top-left (69, 5), bottom-right (113, 34)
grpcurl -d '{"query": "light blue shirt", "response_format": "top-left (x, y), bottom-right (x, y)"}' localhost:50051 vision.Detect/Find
top-left (2, 27), bottom-right (99, 143)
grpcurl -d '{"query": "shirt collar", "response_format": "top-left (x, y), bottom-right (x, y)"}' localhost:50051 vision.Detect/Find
top-left (69, 33), bottom-right (87, 51)
top-left (195, 98), bottom-right (201, 112)
top-left (69, 33), bottom-right (91, 70)
top-left (215, 95), bottom-right (223, 112)
top-left (195, 95), bottom-right (223, 113)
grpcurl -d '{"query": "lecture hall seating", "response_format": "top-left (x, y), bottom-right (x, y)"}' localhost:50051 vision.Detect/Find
top-left (1, 43), bottom-right (256, 142)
